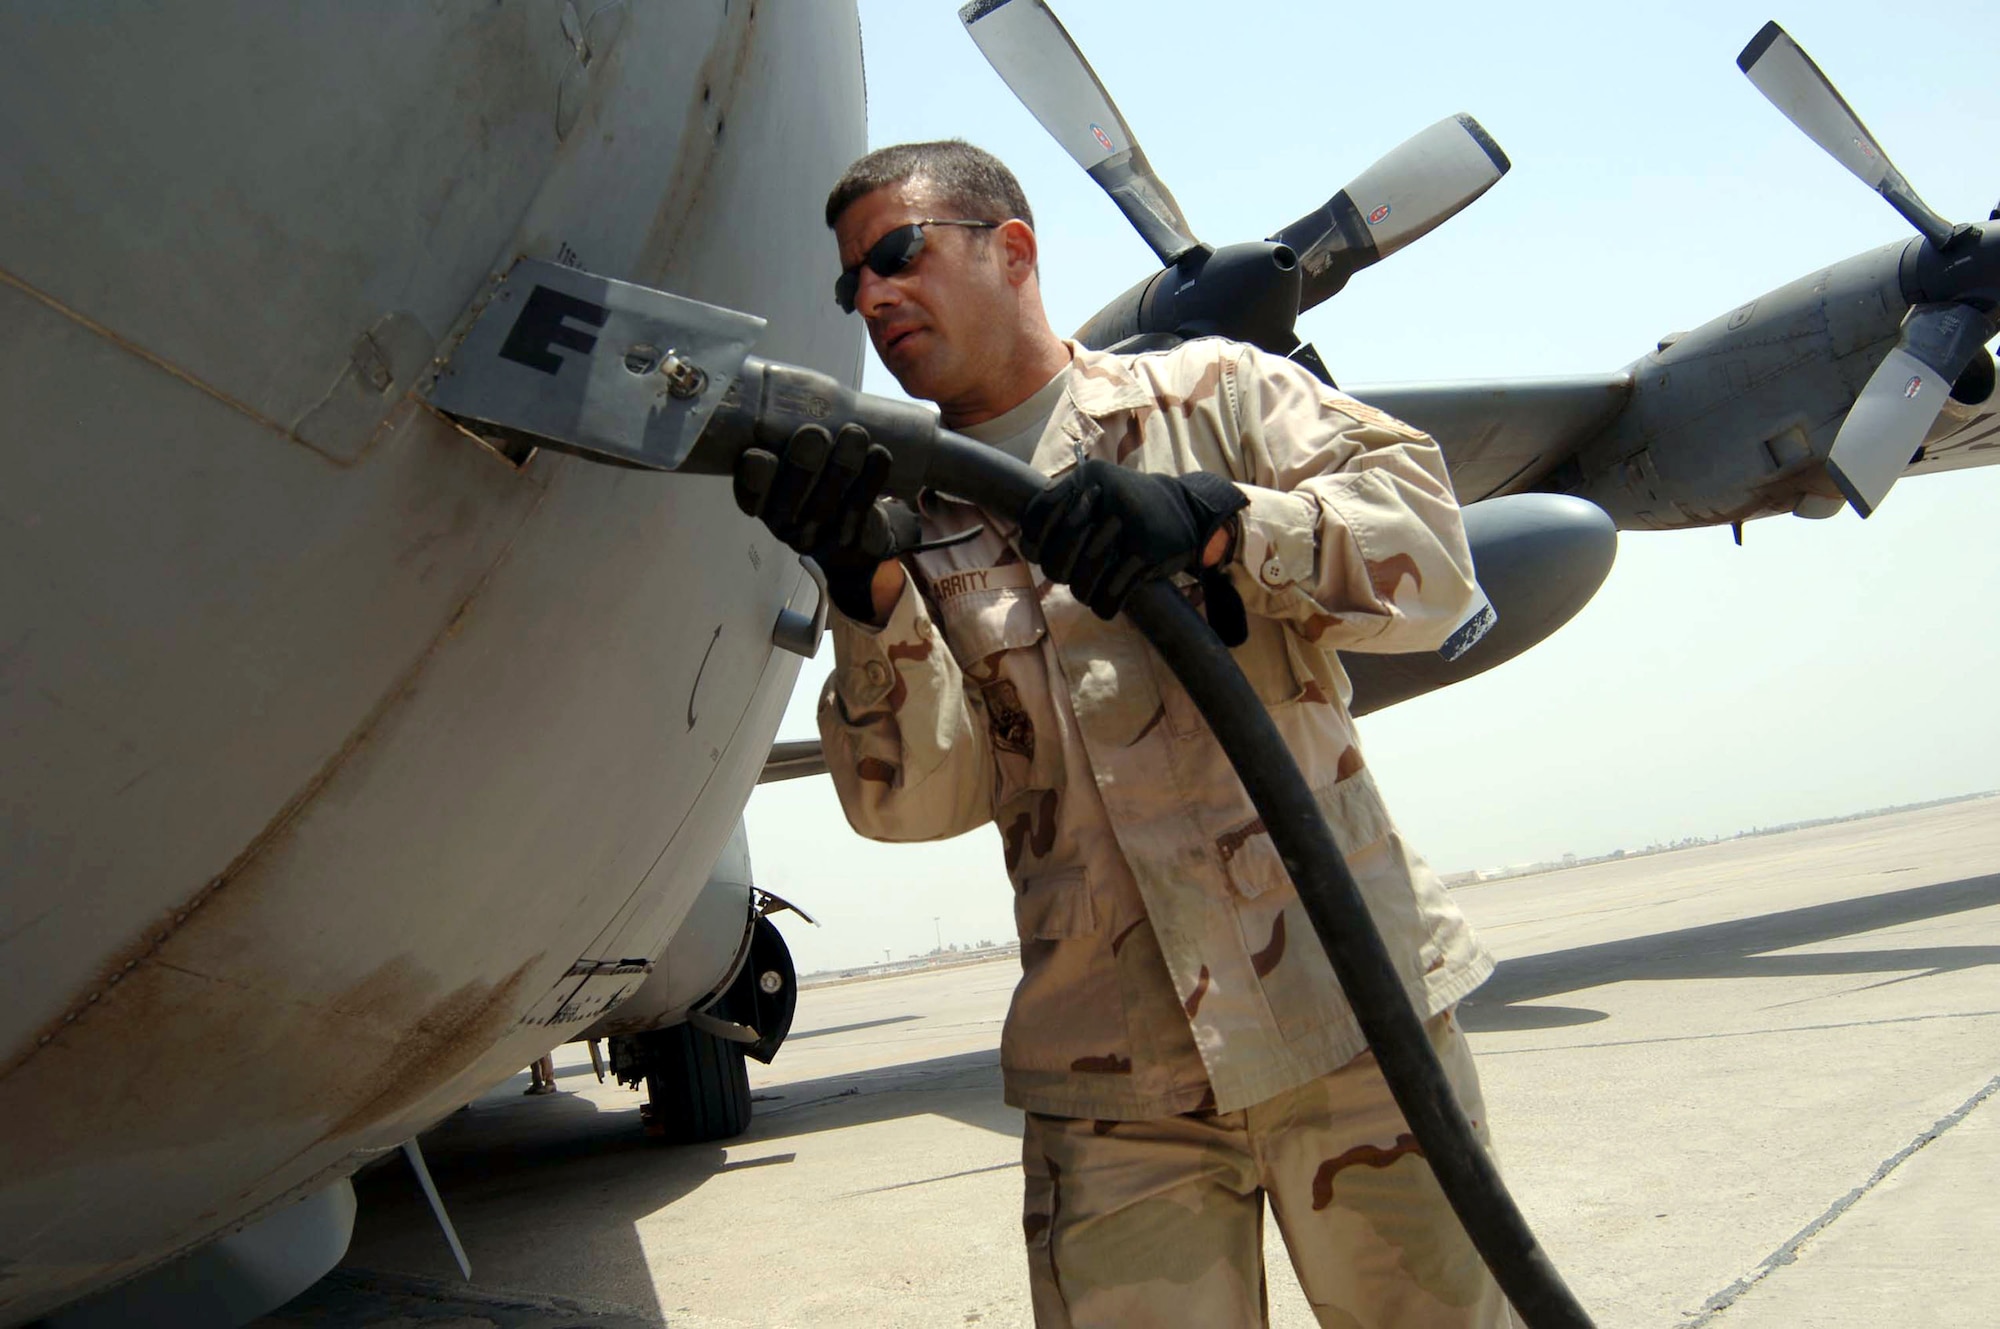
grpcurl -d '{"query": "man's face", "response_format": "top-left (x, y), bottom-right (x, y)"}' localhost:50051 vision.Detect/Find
top-left (833, 179), bottom-right (1016, 407)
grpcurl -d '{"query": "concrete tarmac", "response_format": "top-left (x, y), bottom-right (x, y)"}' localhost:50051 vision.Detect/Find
top-left (265, 794), bottom-right (2000, 1327)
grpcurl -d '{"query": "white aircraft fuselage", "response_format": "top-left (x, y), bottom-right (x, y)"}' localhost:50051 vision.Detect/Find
top-left (0, 4), bottom-right (866, 1322)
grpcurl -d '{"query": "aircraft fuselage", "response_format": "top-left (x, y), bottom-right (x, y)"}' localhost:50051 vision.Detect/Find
top-left (0, 5), bottom-right (865, 1322)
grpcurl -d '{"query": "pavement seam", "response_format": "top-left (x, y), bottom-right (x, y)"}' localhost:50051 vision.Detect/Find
top-left (1480, 1006), bottom-right (2000, 1057)
top-left (1683, 1069), bottom-right (2000, 1326)
top-left (840, 1160), bottom-right (1018, 1197)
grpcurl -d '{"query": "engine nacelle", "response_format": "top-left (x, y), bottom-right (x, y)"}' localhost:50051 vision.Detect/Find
top-left (1345, 494), bottom-right (1617, 716)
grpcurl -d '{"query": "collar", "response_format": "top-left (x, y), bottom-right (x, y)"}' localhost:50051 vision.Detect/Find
top-left (1060, 339), bottom-right (1158, 417)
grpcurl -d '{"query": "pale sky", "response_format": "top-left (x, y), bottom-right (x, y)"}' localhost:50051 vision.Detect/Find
top-left (747, 0), bottom-right (2000, 974)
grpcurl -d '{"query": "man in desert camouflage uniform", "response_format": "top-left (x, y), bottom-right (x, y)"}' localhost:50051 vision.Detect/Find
top-left (732, 140), bottom-right (1515, 1328)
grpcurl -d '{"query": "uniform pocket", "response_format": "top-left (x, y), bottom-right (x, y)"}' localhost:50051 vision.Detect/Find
top-left (934, 580), bottom-right (1056, 799)
top-left (1150, 605), bottom-right (1303, 742)
top-left (937, 583), bottom-right (1044, 667)
top-left (1014, 867), bottom-right (1098, 940)
top-left (1213, 768), bottom-right (1393, 901)
top-left (1047, 600), bottom-right (1167, 751)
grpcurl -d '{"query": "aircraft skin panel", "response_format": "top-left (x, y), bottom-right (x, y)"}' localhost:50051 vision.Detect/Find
top-left (1347, 373), bottom-right (1634, 502)
top-left (0, 278), bottom-right (554, 1050)
top-left (0, 7), bottom-right (572, 461)
top-left (0, 2), bottom-right (866, 1322)
top-left (1575, 242), bottom-right (1911, 529)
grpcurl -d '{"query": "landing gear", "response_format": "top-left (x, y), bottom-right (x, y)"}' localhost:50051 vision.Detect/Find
top-left (616, 1022), bottom-right (752, 1143)
top-left (607, 912), bottom-right (797, 1144)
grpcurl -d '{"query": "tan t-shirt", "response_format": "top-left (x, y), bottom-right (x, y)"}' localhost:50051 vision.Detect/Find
top-left (960, 364), bottom-right (1071, 462)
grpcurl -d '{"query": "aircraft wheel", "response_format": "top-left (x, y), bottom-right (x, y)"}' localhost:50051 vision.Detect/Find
top-left (637, 1022), bottom-right (752, 1143)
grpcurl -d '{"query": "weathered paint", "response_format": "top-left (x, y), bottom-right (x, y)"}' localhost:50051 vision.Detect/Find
top-left (0, 2), bottom-right (866, 1321)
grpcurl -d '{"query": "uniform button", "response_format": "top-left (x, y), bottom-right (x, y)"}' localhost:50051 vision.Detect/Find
top-left (864, 660), bottom-right (890, 689)
top-left (1261, 555), bottom-right (1286, 587)
top-left (916, 616), bottom-right (935, 643)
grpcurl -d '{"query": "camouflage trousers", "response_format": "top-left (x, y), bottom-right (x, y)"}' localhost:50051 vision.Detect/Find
top-left (1020, 1011), bottom-right (1516, 1328)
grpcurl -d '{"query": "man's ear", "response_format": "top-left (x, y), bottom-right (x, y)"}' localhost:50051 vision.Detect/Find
top-left (996, 218), bottom-right (1039, 288)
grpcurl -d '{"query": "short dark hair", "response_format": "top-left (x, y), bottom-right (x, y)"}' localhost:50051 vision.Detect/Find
top-left (824, 139), bottom-right (1034, 231)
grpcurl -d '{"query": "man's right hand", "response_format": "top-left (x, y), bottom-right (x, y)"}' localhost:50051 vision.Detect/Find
top-left (733, 423), bottom-right (911, 623)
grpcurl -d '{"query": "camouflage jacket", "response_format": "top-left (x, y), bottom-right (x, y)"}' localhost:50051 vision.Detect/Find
top-left (817, 338), bottom-right (1494, 1120)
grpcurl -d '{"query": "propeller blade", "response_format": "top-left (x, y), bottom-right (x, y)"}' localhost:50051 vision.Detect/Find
top-left (1737, 21), bottom-right (1959, 250)
top-left (1271, 114), bottom-right (1510, 313)
top-left (1826, 302), bottom-right (1996, 516)
top-left (960, 0), bottom-right (1201, 264)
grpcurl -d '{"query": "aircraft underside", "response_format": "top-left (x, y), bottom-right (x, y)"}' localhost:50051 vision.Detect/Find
top-left (0, 4), bottom-right (865, 1323)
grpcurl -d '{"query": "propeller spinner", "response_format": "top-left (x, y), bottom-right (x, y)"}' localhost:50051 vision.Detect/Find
top-left (1739, 20), bottom-right (2000, 517)
top-left (959, 0), bottom-right (1509, 364)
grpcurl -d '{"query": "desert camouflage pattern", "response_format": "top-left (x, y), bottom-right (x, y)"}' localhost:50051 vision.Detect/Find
top-left (1022, 1010), bottom-right (1517, 1328)
top-left (819, 337), bottom-right (1494, 1119)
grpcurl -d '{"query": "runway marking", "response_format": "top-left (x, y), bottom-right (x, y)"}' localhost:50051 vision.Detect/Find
top-left (1684, 1069), bottom-right (2000, 1326)
top-left (1476, 1006), bottom-right (2000, 1056)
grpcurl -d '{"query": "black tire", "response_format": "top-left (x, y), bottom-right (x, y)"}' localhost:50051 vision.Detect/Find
top-left (641, 1022), bottom-right (752, 1143)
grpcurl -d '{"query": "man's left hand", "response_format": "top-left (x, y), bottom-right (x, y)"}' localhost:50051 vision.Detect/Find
top-left (1018, 460), bottom-right (1247, 620)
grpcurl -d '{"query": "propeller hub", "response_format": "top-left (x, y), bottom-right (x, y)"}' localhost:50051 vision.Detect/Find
top-left (1160, 241), bottom-right (1303, 357)
top-left (1901, 225), bottom-right (2000, 313)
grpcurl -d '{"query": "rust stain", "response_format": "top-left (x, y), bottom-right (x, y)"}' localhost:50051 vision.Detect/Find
top-left (3, 477), bottom-right (556, 1084)
top-left (1251, 913), bottom-right (1287, 978)
top-left (0, 944), bottom-right (547, 1197)
top-left (632, 0), bottom-right (764, 282)
top-left (1110, 919), bottom-right (1145, 956)
top-left (1299, 679), bottom-right (1331, 705)
top-left (1182, 965), bottom-right (1211, 1019)
top-left (321, 953), bottom-right (542, 1139)
top-left (1310, 1134), bottom-right (1423, 1210)
top-left (856, 757), bottom-right (898, 784)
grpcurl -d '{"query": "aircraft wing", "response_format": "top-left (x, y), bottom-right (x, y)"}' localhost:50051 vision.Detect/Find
top-left (759, 739), bottom-right (829, 784)
top-left (1907, 397), bottom-right (2000, 478)
top-left (1348, 373), bottom-right (1634, 502)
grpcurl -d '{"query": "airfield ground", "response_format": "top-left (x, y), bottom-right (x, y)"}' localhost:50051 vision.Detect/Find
top-left (262, 794), bottom-right (2000, 1328)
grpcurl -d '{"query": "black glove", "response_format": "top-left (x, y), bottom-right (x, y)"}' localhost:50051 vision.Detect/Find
top-left (1018, 460), bottom-right (1249, 631)
top-left (734, 423), bottom-right (918, 621)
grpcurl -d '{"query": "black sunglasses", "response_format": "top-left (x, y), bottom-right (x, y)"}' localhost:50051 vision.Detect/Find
top-left (835, 218), bottom-right (1000, 314)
